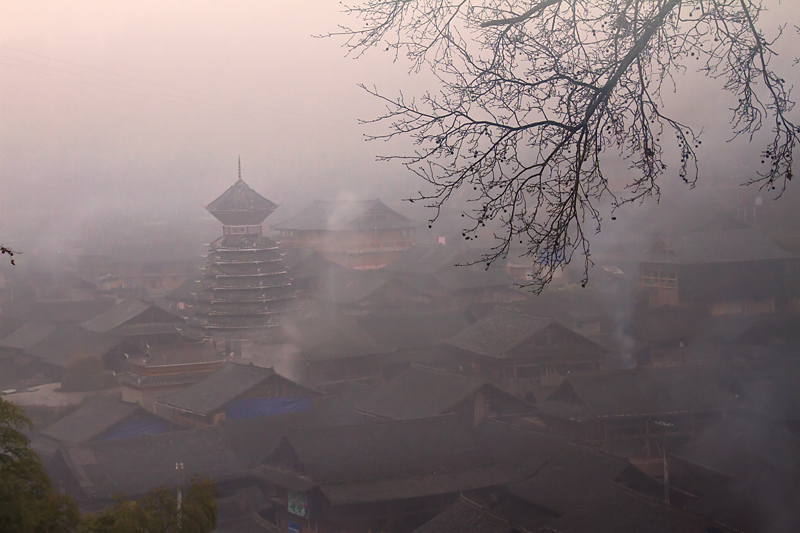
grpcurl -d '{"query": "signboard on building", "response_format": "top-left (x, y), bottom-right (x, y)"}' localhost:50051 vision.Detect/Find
top-left (287, 491), bottom-right (310, 518)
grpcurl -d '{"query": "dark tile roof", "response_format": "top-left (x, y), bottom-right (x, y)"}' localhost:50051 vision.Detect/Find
top-left (671, 417), bottom-right (800, 477)
top-left (734, 358), bottom-right (800, 421)
top-left (80, 299), bottom-right (167, 334)
top-left (285, 416), bottom-right (481, 482)
top-left (445, 309), bottom-right (553, 358)
top-left (473, 419), bottom-right (567, 481)
top-left (251, 464), bottom-right (317, 493)
top-left (313, 268), bottom-right (390, 305)
top-left (681, 462), bottom-right (800, 533)
top-left (28, 323), bottom-right (123, 368)
top-left (434, 269), bottom-right (514, 291)
top-left (353, 364), bottom-right (489, 420)
top-left (320, 465), bottom-right (507, 506)
top-left (128, 341), bottom-right (224, 369)
top-left (539, 367), bottom-right (744, 421)
top-left (383, 248), bottom-right (515, 291)
top-left (40, 396), bottom-right (139, 443)
top-left (509, 291), bottom-right (608, 322)
top-left (383, 246), bottom-right (490, 275)
top-left (508, 446), bottom-right (631, 515)
top-left (0, 321), bottom-right (56, 351)
top-left (412, 495), bottom-right (519, 533)
top-left (115, 323), bottom-right (182, 336)
top-left (642, 228), bottom-right (794, 265)
top-left (282, 249), bottom-right (344, 281)
top-left (282, 315), bottom-right (395, 361)
top-left (490, 497), bottom-right (558, 532)
top-left (631, 306), bottom-right (756, 343)
top-left (116, 371), bottom-right (211, 389)
top-left (278, 415), bottom-right (509, 505)
top-left (206, 178), bottom-right (278, 223)
top-left (156, 363), bottom-right (279, 416)
top-left (29, 298), bottom-right (117, 323)
top-left (356, 309), bottom-right (471, 350)
top-left (544, 486), bottom-right (714, 533)
top-left (272, 199), bottom-right (418, 231)
top-left (221, 396), bottom-right (365, 468)
top-left (30, 435), bottom-right (62, 459)
top-left (389, 272), bottom-right (443, 296)
top-left (165, 278), bottom-right (200, 301)
top-left (57, 426), bottom-right (245, 500)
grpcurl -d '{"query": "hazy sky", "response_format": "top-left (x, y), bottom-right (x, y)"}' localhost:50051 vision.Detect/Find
top-left (2, 1), bottom-right (799, 252)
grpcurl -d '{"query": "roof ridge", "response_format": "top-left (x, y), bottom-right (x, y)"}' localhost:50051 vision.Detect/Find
top-left (407, 362), bottom-right (483, 379)
top-left (453, 494), bottom-right (518, 525)
top-left (289, 413), bottom-right (458, 437)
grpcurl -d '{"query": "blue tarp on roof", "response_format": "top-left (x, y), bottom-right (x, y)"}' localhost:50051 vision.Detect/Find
top-left (100, 419), bottom-right (167, 441)
top-left (224, 396), bottom-right (310, 420)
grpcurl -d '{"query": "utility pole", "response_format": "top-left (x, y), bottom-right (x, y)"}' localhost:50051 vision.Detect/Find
top-left (663, 448), bottom-right (670, 505)
top-left (176, 462), bottom-right (184, 527)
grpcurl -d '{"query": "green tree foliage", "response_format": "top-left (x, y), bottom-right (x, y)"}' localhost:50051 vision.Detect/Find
top-left (0, 397), bottom-right (80, 532)
top-left (80, 479), bottom-right (218, 533)
top-left (333, 0), bottom-right (799, 289)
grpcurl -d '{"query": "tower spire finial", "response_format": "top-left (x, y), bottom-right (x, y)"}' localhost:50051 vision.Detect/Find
top-left (237, 156), bottom-right (242, 181)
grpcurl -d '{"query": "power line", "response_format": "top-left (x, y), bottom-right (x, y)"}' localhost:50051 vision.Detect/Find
top-left (0, 45), bottom-right (343, 128)
top-left (1, 44), bottom-right (255, 104)
top-left (0, 60), bottom-right (264, 121)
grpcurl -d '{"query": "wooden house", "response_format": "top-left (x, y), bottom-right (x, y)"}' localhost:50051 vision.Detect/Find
top-left (89, 243), bottom-right (200, 297)
top-left (354, 309), bottom-right (472, 379)
top-left (628, 306), bottom-right (760, 367)
top-left (162, 278), bottom-right (199, 317)
top-left (731, 357), bottom-right (800, 433)
top-left (353, 364), bottom-right (534, 426)
top-left (380, 246), bottom-right (524, 309)
top-left (27, 297), bottom-right (116, 324)
top-left (667, 417), bottom-right (800, 533)
top-left (248, 415), bottom-right (571, 533)
top-left (30, 396), bottom-right (170, 461)
top-left (307, 266), bottom-right (393, 313)
top-left (508, 290), bottom-right (611, 336)
top-left (537, 366), bottom-right (745, 458)
top-left (79, 298), bottom-right (187, 358)
top-left (541, 485), bottom-right (720, 533)
top-left (153, 362), bottom-right (321, 429)
top-left (434, 433), bottom-right (716, 531)
top-left (271, 315), bottom-right (397, 391)
top-left (117, 341), bottom-right (227, 411)
top-left (0, 321), bottom-right (126, 384)
top-left (48, 426), bottom-right (247, 507)
top-left (638, 228), bottom-right (794, 313)
top-left (272, 199), bottom-right (418, 270)
top-left (507, 445), bottom-right (632, 519)
top-left (445, 309), bottom-right (607, 395)
top-left (254, 416), bottom-right (512, 532)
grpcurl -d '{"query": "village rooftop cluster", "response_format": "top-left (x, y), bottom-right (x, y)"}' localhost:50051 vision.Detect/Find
top-left (1, 170), bottom-right (799, 532)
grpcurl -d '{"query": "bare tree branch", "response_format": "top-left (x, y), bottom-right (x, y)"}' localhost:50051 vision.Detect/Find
top-left (1, 246), bottom-right (16, 266)
top-left (328, 0), bottom-right (799, 290)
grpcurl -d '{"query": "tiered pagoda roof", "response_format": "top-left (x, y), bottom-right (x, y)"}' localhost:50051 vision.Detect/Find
top-left (188, 161), bottom-right (296, 340)
top-left (206, 175), bottom-right (278, 226)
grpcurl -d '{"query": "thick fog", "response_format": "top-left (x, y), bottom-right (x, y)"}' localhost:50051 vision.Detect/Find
top-left (1, 0), bottom-right (799, 258)
top-left (6, 3), bottom-right (800, 532)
